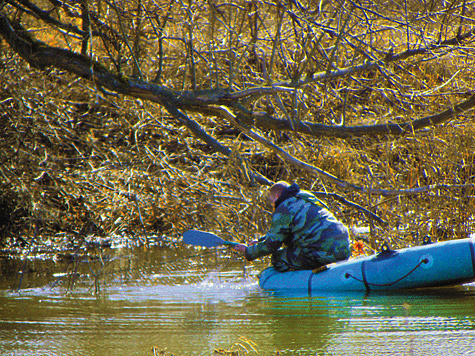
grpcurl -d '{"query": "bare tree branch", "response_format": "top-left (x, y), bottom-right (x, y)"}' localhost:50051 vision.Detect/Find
top-left (234, 92), bottom-right (475, 138)
top-left (2, 10), bottom-right (473, 143)
top-left (211, 105), bottom-right (475, 198)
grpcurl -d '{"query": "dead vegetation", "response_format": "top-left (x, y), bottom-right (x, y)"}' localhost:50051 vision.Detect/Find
top-left (0, 0), bottom-right (474, 252)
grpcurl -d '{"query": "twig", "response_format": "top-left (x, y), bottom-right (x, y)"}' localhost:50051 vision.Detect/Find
top-left (313, 191), bottom-right (388, 228)
top-left (105, 0), bottom-right (144, 80)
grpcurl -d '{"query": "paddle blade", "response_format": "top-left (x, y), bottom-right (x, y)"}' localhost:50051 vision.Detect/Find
top-left (182, 230), bottom-right (237, 247)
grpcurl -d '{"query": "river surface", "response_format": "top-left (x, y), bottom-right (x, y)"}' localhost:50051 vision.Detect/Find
top-left (1, 243), bottom-right (475, 355)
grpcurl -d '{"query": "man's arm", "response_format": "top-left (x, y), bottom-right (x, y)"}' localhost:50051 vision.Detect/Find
top-left (244, 205), bottom-right (294, 261)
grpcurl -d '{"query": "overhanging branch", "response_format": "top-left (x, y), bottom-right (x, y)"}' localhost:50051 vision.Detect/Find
top-left (1, 11), bottom-right (473, 143)
top-left (211, 105), bottom-right (475, 198)
top-left (234, 93), bottom-right (475, 138)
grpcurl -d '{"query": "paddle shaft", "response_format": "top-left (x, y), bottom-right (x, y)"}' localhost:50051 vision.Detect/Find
top-left (182, 230), bottom-right (239, 248)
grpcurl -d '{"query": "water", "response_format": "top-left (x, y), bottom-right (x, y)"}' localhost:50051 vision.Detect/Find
top-left (1, 245), bottom-right (475, 355)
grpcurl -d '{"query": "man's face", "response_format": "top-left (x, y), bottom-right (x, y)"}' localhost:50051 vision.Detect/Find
top-left (268, 191), bottom-right (279, 205)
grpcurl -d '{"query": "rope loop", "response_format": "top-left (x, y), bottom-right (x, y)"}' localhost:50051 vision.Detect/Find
top-left (345, 258), bottom-right (429, 287)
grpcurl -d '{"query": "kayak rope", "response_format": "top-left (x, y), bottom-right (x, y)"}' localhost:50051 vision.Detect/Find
top-left (345, 257), bottom-right (429, 291)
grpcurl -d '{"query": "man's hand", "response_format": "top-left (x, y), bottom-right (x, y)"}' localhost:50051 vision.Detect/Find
top-left (234, 244), bottom-right (247, 253)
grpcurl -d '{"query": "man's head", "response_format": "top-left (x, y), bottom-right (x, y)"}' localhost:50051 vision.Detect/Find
top-left (268, 181), bottom-right (290, 205)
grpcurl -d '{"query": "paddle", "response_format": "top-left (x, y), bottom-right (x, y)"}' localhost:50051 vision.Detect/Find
top-left (182, 230), bottom-right (239, 248)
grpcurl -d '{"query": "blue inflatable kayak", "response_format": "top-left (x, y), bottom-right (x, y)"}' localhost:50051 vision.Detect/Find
top-left (259, 237), bottom-right (475, 293)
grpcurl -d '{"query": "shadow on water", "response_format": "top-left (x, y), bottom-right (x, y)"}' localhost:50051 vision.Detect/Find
top-left (1, 244), bottom-right (475, 355)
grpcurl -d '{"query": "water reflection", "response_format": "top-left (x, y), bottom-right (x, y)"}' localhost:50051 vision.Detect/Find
top-left (1, 245), bottom-right (475, 355)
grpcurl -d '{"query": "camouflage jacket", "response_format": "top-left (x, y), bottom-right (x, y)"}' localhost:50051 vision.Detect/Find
top-left (245, 183), bottom-right (350, 264)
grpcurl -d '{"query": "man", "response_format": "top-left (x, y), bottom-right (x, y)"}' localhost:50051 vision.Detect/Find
top-left (234, 181), bottom-right (351, 271)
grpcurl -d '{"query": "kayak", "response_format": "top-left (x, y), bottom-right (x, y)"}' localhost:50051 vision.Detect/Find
top-left (259, 237), bottom-right (475, 293)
